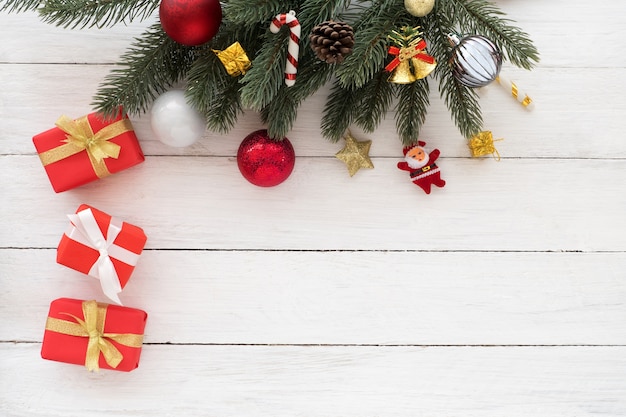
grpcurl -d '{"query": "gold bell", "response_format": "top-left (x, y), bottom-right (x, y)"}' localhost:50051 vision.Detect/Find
top-left (388, 60), bottom-right (417, 84)
top-left (410, 57), bottom-right (437, 80)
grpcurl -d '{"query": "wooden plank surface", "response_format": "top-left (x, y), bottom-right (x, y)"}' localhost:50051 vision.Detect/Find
top-left (1, 0), bottom-right (626, 416)
top-left (3, 156), bottom-right (626, 251)
top-left (3, 249), bottom-right (626, 345)
top-left (2, 344), bottom-right (626, 417)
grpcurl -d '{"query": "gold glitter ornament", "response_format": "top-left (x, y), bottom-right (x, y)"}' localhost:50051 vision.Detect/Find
top-left (212, 42), bottom-right (251, 77)
top-left (404, 0), bottom-right (435, 17)
top-left (388, 60), bottom-right (417, 84)
top-left (468, 131), bottom-right (502, 160)
top-left (335, 132), bottom-right (374, 176)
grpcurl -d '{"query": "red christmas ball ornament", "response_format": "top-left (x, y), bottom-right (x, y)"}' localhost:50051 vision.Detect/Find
top-left (159, 0), bottom-right (222, 46)
top-left (237, 130), bottom-right (296, 187)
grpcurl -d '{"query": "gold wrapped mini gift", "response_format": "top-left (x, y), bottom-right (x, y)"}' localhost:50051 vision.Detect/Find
top-left (468, 131), bottom-right (503, 161)
top-left (213, 42), bottom-right (252, 77)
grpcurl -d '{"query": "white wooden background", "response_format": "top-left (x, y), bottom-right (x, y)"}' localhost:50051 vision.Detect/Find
top-left (2, 1), bottom-right (626, 415)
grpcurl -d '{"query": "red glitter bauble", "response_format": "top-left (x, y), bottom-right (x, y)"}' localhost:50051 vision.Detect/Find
top-left (237, 130), bottom-right (296, 187)
top-left (159, 0), bottom-right (222, 46)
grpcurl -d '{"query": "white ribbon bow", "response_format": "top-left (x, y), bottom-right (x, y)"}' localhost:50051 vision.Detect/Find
top-left (66, 208), bottom-right (140, 305)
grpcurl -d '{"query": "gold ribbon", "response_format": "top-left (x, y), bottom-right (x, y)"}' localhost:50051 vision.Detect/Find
top-left (213, 42), bottom-right (252, 76)
top-left (468, 131), bottom-right (503, 161)
top-left (38, 115), bottom-right (134, 178)
top-left (45, 300), bottom-right (144, 372)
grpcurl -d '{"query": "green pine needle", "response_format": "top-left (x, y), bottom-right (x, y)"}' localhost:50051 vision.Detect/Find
top-left (39, 0), bottom-right (158, 29)
top-left (186, 22), bottom-right (264, 133)
top-left (186, 52), bottom-right (241, 134)
top-left (240, 33), bottom-right (287, 110)
top-left (223, 0), bottom-right (291, 25)
top-left (205, 76), bottom-right (244, 134)
top-left (92, 23), bottom-right (195, 118)
top-left (394, 79), bottom-right (430, 144)
top-left (2, 0), bottom-right (540, 144)
top-left (426, 6), bottom-right (483, 138)
top-left (321, 80), bottom-right (358, 142)
top-left (438, 73), bottom-right (483, 139)
top-left (353, 71), bottom-right (394, 133)
top-left (335, 0), bottom-right (407, 89)
top-left (262, 54), bottom-right (333, 139)
top-left (298, 0), bottom-right (352, 44)
top-left (0, 0), bottom-right (42, 13)
top-left (260, 87), bottom-right (299, 140)
top-left (442, 0), bottom-right (540, 69)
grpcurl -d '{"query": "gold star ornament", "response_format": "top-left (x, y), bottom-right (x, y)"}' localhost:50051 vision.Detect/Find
top-left (335, 132), bottom-right (374, 176)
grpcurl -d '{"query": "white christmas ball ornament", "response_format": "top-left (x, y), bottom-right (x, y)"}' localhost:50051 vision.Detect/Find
top-left (150, 90), bottom-right (206, 147)
top-left (405, 0), bottom-right (435, 17)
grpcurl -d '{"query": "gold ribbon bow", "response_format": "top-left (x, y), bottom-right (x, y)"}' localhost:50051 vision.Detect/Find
top-left (38, 115), bottom-right (134, 178)
top-left (45, 300), bottom-right (144, 372)
top-left (213, 42), bottom-right (252, 77)
top-left (468, 131), bottom-right (503, 161)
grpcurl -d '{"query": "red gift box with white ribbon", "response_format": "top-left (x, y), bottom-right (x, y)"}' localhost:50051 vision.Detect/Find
top-left (57, 204), bottom-right (147, 304)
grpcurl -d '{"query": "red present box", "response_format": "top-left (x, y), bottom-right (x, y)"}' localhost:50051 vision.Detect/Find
top-left (57, 204), bottom-right (147, 304)
top-left (33, 111), bottom-right (144, 193)
top-left (41, 298), bottom-right (147, 372)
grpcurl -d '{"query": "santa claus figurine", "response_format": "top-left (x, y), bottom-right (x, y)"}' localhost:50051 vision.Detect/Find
top-left (397, 141), bottom-right (446, 194)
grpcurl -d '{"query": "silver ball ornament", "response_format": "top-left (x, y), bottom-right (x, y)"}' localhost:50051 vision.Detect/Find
top-left (448, 33), bottom-right (503, 88)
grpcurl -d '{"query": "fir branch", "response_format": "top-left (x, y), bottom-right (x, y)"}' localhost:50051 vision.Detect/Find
top-left (420, 2), bottom-right (453, 65)
top-left (186, 21), bottom-right (266, 133)
top-left (394, 78), bottom-right (429, 144)
top-left (262, 54), bottom-right (333, 138)
top-left (442, 0), bottom-right (539, 69)
top-left (92, 23), bottom-right (195, 117)
top-left (186, 52), bottom-right (242, 134)
top-left (0, 0), bottom-right (42, 13)
top-left (321, 80), bottom-right (358, 142)
top-left (298, 0), bottom-right (352, 42)
top-left (290, 54), bottom-right (334, 101)
top-left (427, 7), bottom-right (483, 138)
top-left (223, 0), bottom-right (297, 25)
top-left (334, 0), bottom-right (407, 89)
top-left (240, 33), bottom-right (288, 110)
top-left (353, 71), bottom-right (394, 133)
top-left (260, 87), bottom-right (298, 140)
top-left (437, 73), bottom-right (482, 139)
top-left (39, 0), bottom-right (158, 29)
top-left (205, 76), bottom-right (243, 134)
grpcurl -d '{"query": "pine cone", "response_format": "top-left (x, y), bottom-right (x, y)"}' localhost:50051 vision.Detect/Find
top-left (309, 20), bottom-right (355, 64)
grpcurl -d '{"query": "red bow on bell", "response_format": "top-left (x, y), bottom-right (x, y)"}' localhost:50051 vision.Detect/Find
top-left (385, 39), bottom-right (435, 72)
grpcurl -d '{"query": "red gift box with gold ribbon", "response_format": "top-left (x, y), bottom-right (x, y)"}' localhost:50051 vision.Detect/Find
top-left (41, 298), bottom-right (147, 372)
top-left (32, 111), bottom-right (144, 193)
top-left (57, 204), bottom-right (147, 305)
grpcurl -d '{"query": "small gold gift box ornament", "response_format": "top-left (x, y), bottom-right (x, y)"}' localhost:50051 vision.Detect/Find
top-left (468, 131), bottom-right (503, 160)
top-left (213, 42), bottom-right (252, 77)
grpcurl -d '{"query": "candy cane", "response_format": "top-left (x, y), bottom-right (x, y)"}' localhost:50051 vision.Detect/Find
top-left (495, 74), bottom-right (534, 110)
top-left (270, 10), bottom-right (300, 87)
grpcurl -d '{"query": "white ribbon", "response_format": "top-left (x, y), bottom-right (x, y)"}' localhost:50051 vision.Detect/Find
top-left (65, 208), bottom-right (140, 305)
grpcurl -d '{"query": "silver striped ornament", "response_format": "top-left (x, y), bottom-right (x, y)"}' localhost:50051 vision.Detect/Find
top-left (447, 33), bottom-right (502, 88)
